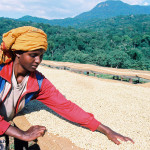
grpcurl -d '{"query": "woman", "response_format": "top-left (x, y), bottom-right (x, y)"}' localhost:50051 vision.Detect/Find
top-left (0, 26), bottom-right (134, 145)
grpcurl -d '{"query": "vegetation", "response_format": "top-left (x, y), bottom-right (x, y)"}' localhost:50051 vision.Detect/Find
top-left (0, 14), bottom-right (150, 70)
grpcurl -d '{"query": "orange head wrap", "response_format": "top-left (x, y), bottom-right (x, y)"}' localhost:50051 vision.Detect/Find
top-left (0, 26), bottom-right (48, 64)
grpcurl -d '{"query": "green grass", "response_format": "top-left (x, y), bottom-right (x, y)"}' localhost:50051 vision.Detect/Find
top-left (88, 73), bottom-right (150, 84)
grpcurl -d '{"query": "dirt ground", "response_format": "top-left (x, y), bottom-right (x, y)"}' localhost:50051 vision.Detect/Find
top-left (41, 60), bottom-right (150, 87)
top-left (13, 116), bottom-right (81, 150)
top-left (13, 61), bottom-right (150, 150)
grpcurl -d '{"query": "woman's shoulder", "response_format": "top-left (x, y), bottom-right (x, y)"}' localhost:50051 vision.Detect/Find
top-left (35, 70), bottom-right (45, 79)
top-left (34, 70), bottom-right (55, 88)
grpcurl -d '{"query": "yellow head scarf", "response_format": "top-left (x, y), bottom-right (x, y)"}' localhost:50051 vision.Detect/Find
top-left (0, 26), bottom-right (48, 64)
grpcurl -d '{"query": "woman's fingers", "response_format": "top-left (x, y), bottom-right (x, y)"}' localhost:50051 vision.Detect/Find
top-left (113, 138), bottom-right (121, 145)
top-left (24, 125), bottom-right (46, 141)
top-left (114, 136), bottom-right (135, 145)
top-left (124, 137), bottom-right (135, 144)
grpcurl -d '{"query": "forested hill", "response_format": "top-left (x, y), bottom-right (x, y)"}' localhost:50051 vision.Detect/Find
top-left (0, 14), bottom-right (150, 70)
top-left (18, 0), bottom-right (150, 27)
top-left (75, 0), bottom-right (150, 20)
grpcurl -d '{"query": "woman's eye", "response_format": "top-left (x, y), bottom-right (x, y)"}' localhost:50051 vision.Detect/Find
top-left (30, 54), bottom-right (36, 58)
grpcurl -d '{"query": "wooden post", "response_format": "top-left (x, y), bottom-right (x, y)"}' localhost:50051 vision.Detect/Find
top-left (137, 77), bottom-right (140, 83)
top-left (113, 76), bottom-right (115, 79)
top-left (93, 71), bottom-right (97, 77)
top-left (116, 76), bottom-right (119, 80)
top-left (121, 76), bottom-right (123, 81)
top-left (129, 78), bottom-right (133, 83)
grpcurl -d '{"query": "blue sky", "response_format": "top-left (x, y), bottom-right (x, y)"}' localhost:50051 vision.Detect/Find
top-left (0, 0), bottom-right (150, 20)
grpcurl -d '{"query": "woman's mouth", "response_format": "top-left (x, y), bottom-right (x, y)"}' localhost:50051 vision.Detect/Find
top-left (32, 65), bottom-right (38, 69)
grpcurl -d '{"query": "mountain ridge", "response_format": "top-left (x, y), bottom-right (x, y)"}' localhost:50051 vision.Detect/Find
top-left (74, 0), bottom-right (150, 20)
top-left (17, 0), bottom-right (150, 27)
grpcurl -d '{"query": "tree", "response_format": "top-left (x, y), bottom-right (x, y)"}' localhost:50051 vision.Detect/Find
top-left (108, 50), bottom-right (131, 68)
top-left (127, 48), bottom-right (143, 60)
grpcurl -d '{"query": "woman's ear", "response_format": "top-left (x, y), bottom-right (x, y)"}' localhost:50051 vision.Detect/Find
top-left (15, 53), bottom-right (20, 58)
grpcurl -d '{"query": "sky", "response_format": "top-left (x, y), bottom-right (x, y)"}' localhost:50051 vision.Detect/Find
top-left (0, 0), bottom-right (150, 20)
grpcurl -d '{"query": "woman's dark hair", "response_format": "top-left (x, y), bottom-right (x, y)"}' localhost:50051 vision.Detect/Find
top-left (12, 50), bottom-right (25, 61)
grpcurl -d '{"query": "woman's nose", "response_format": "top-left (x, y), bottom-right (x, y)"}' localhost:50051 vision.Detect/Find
top-left (35, 56), bottom-right (41, 64)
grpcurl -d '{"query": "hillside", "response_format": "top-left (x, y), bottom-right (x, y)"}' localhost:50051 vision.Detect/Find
top-left (75, 0), bottom-right (150, 21)
top-left (0, 15), bottom-right (150, 71)
top-left (17, 0), bottom-right (150, 27)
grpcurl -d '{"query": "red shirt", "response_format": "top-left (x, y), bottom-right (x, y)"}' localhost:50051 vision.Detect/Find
top-left (0, 62), bottom-right (100, 135)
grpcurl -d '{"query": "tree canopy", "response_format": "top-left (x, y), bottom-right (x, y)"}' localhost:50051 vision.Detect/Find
top-left (0, 14), bottom-right (150, 70)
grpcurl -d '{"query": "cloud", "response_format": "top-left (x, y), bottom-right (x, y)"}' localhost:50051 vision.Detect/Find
top-left (143, 2), bottom-right (149, 5)
top-left (122, 0), bottom-right (150, 5)
top-left (0, 0), bottom-right (26, 12)
top-left (54, 0), bottom-right (103, 18)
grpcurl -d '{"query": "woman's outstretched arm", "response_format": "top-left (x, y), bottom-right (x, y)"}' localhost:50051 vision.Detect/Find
top-left (96, 123), bottom-right (134, 145)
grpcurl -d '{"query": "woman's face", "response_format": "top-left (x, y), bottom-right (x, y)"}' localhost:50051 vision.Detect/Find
top-left (17, 49), bottom-right (45, 72)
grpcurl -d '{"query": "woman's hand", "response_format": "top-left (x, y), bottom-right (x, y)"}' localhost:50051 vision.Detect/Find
top-left (22, 125), bottom-right (46, 141)
top-left (97, 124), bottom-right (134, 145)
top-left (5, 125), bottom-right (46, 142)
top-left (105, 129), bottom-right (134, 145)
